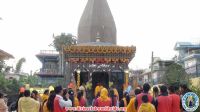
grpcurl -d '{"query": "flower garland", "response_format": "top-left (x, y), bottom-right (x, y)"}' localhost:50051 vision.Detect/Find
top-left (77, 73), bottom-right (80, 88)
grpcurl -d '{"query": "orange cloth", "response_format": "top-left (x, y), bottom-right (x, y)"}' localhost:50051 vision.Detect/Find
top-left (42, 94), bottom-right (49, 102)
top-left (127, 97), bottom-right (137, 112)
top-left (42, 101), bottom-right (50, 112)
top-left (20, 87), bottom-right (25, 93)
top-left (74, 97), bottom-right (79, 107)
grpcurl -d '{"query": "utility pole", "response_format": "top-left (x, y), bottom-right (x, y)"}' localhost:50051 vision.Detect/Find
top-left (61, 45), bottom-right (66, 87)
top-left (150, 51), bottom-right (154, 84)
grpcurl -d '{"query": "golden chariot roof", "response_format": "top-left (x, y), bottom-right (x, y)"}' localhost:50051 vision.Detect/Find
top-left (64, 44), bottom-right (136, 63)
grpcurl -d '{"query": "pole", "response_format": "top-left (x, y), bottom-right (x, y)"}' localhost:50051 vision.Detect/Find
top-left (196, 63), bottom-right (198, 77)
top-left (151, 51), bottom-right (154, 84)
top-left (62, 46), bottom-right (66, 87)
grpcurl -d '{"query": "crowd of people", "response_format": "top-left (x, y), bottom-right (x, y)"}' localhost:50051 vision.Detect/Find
top-left (0, 82), bottom-right (193, 112)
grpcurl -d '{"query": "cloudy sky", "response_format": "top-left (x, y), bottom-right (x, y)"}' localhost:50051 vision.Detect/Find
top-left (1, 0), bottom-right (200, 73)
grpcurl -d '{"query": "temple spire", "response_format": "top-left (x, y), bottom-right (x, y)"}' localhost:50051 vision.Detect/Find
top-left (78, 0), bottom-right (116, 44)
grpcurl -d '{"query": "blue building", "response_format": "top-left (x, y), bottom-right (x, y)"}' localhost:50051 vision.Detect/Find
top-left (36, 50), bottom-right (63, 85)
top-left (174, 42), bottom-right (200, 77)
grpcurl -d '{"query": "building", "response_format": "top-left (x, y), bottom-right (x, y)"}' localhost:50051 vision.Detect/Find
top-left (63, 0), bottom-right (136, 101)
top-left (35, 50), bottom-right (63, 85)
top-left (129, 69), bottom-right (144, 88)
top-left (134, 58), bottom-right (174, 85)
top-left (0, 49), bottom-right (20, 80)
top-left (151, 59), bottom-right (174, 84)
top-left (0, 49), bottom-right (14, 60)
top-left (0, 49), bottom-right (14, 72)
top-left (174, 42), bottom-right (200, 77)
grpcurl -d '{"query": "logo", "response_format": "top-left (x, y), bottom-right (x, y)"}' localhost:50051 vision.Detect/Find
top-left (182, 92), bottom-right (199, 111)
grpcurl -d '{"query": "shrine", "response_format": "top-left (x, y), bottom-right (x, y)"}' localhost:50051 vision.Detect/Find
top-left (63, 0), bottom-right (136, 100)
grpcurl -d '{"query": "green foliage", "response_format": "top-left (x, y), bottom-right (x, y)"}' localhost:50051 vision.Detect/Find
top-left (190, 81), bottom-right (200, 112)
top-left (0, 73), bottom-right (20, 94)
top-left (0, 72), bottom-right (40, 95)
top-left (163, 63), bottom-right (190, 85)
top-left (15, 58), bottom-right (26, 73)
top-left (0, 60), bottom-right (5, 72)
top-left (52, 33), bottom-right (77, 51)
top-left (19, 75), bottom-right (39, 87)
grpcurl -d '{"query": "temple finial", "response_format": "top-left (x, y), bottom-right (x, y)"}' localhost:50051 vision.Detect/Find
top-left (96, 32), bottom-right (101, 42)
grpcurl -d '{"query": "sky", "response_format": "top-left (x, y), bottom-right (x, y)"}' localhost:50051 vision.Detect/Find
top-left (0, 0), bottom-right (200, 73)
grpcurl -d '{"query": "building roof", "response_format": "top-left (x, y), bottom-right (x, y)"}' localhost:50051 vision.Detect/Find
top-left (174, 42), bottom-right (200, 50)
top-left (36, 50), bottom-right (59, 62)
top-left (153, 60), bottom-right (174, 64)
top-left (77, 42), bottom-right (115, 46)
top-left (183, 54), bottom-right (200, 61)
top-left (0, 49), bottom-right (14, 60)
top-left (78, 0), bottom-right (116, 44)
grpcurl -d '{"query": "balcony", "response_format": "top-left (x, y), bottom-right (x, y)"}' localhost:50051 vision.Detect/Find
top-left (36, 69), bottom-right (62, 76)
top-left (39, 50), bottom-right (59, 55)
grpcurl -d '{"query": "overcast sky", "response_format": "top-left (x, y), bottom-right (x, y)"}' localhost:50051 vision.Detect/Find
top-left (1, 0), bottom-right (200, 73)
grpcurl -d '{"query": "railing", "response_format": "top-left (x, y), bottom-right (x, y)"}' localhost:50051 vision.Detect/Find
top-left (39, 50), bottom-right (59, 55)
top-left (37, 69), bottom-right (61, 75)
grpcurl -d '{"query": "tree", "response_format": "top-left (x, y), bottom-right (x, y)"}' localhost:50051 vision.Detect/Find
top-left (52, 33), bottom-right (77, 52)
top-left (0, 60), bottom-right (5, 72)
top-left (162, 63), bottom-right (190, 85)
top-left (0, 72), bottom-right (20, 94)
top-left (27, 75), bottom-right (39, 87)
top-left (52, 33), bottom-right (77, 86)
top-left (15, 58), bottom-right (26, 73)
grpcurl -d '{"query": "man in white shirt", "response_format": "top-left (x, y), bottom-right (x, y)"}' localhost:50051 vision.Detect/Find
top-left (54, 85), bottom-right (72, 112)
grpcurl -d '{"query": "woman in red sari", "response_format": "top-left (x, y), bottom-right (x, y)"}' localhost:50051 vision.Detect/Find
top-left (95, 88), bottom-right (112, 109)
top-left (77, 90), bottom-right (86, 107)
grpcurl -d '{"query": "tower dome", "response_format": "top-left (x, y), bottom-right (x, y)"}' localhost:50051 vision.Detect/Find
top-left (78, 0), bottom-right (117, 44)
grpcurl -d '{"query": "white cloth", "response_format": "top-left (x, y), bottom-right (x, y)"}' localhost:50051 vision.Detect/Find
top-left (56, 95), bottom-right (72, 108)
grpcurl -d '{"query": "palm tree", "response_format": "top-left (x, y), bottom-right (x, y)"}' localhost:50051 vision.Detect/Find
top-left (15, 58), bottom-right (26, 73)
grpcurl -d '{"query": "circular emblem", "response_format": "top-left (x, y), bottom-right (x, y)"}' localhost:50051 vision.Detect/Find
top-left (182, 92), bottom-right (199, 111)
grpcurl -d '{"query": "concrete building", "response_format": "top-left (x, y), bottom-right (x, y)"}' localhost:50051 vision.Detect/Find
top-left (151, 59), bottom-right (174, 84)
top-left (129, 69), bottom-right (144, 88)
top-left (35, 50), bottom-right (63, 85)
top-left (139, 69), bottom-right (151, 84)
top-left (0, 49), bottom-right (18, 80)
top-left (135, 58), bottom-right (174, 85)
top-left (174, 42), bottom-right (200, 77)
